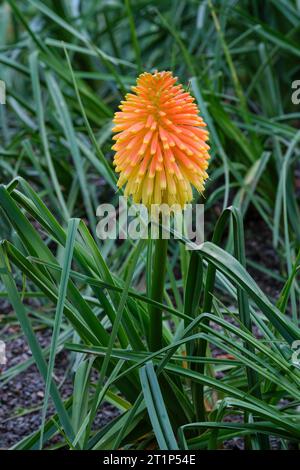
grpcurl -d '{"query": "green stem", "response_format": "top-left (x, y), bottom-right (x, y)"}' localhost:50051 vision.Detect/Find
top-left (148, 237), bottom-right (189, 429)
top-left (148, 237), bottom-right (168, 351)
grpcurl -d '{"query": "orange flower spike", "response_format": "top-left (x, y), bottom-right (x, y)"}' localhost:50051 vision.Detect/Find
top-left (112, 71), bottom-right (210, 208)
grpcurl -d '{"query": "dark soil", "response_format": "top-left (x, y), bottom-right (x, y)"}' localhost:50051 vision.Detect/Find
top-left (0, 325), bottom-right (119, 449)
top-left (244, 210), bottom-right (283, 300)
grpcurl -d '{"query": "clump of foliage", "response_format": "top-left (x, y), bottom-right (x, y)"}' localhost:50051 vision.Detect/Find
top-left (0, 0), bottom-right (300, 450)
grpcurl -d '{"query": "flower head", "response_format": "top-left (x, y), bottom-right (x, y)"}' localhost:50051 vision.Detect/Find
top-left (112, 71), bottom-right (210, 208)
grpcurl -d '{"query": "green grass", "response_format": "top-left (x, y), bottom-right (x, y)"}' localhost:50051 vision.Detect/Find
top-left (0, 0), bottom-right (300, 451)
